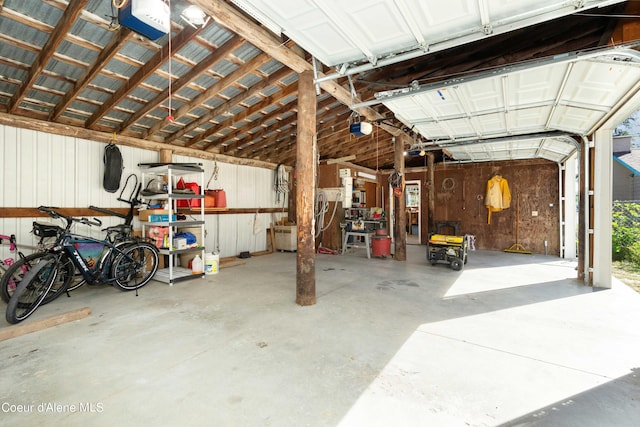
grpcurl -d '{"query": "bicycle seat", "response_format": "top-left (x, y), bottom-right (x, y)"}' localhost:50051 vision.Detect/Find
top-left (103, 224), bottom-right (132, 234)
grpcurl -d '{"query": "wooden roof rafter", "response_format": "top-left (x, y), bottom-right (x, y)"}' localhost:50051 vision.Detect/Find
top-left (158, 51), bottom-right (274, 142)
top-left (222, 96), bottom-right (346, 155)
top-left (159, 65), bottom-right (291, 146)
top-left (196, 72), bottom-right (297, 150)
top-left (9, 0), bottom-right (88, 114)
top-left (117, 34), bottom-right (246, 133)
top-left (52, 27), bottom-right (132, 121)
top-left (85, 23), bottom-right (204, 129)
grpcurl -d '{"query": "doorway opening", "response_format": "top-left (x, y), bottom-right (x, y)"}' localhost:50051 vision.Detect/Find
top-left (406, 180), bottom-right (421, 245)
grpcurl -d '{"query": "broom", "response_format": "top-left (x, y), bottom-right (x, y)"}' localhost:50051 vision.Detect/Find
top-left (504, 193), bottom-right (532, 254)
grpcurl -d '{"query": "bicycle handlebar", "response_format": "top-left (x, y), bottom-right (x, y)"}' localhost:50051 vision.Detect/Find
top-left (78, 217), bottom-right (103, 227)
top-left (89, 205), bottom-right (127, 219)
top-left (38, 206), bottom-right (102, 228)
top-left (38, 206), bottom-right (62, 219)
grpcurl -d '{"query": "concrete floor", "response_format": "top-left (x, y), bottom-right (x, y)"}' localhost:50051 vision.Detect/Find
top-left (1, 245), bottom-right (640, 427)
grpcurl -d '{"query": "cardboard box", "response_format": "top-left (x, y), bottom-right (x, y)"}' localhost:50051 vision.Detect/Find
top-left (139, 209), bottom-right (168, 222)
top-left (149, 214), bottom-right (176, 222)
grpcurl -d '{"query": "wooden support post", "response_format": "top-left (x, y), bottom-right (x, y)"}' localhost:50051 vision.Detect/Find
top-left (427, 152), bottom-right (435, 235)
top-left (295, 70), bottom-right (316, 306)
top-left (394, 136), bottom-right (407, 261)
top-left (159, 149), bottom-right (172, 163)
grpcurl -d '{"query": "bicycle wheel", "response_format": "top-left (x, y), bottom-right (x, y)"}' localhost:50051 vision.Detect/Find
top-left (111, 242), bottom-right (159, 291)
top-left (1, 252), bottom-right (75, 305)
top-left (6, 255), bottom-right (59, 324)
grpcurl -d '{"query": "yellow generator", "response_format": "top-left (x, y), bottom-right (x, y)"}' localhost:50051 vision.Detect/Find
top-left (427, 233), bottom-right (469, 271)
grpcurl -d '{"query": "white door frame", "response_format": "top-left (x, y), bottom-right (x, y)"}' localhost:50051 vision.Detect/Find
top-left (405, 180), bottom-right (421, 241)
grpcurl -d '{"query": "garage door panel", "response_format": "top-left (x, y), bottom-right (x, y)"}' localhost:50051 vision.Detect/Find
top-left (457, 79), bottom-right (504, 112)
top-left (510, 106), bottom-right (551, 132)
top-left (378, 48), bottom-right (640, 161)
top-left (562, 62), bottom-right (632, 108)
top-left (471, 113), bottom-right (507, 135)
top-left (509, 66), bottom-right (566, 105)
top-left (548, 105), bottom-right (604, 133)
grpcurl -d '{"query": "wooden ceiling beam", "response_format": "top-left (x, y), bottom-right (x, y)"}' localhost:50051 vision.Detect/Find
top-left (118, 35), bottom-right (245, 132)
top-left (9, 0), bottom-right (88, 114)
top-left (189, 0), bottom-right (408, 140)
top-left (211, 104), bottom-right (297, 152)
top-left (0, 5), bottom-right (53, 32)
top-left (160, 64), bottom-right (290, 144)
top-left (145, 52), bottom-right (273, 141)
top-left (242, 104), bottom-right (352, 159)
top-left (222, 96), bottom-right (342, 154)
top-left (194, 76), bottom-right (297, 149)
top-left (85, 24), bottom-right (204, 129)
top-left (250, 107), bottom-right (353, 160)
top-left (225, 112), bottom-right (298, 156)
top-left (52, 27), bottom-right (132, 121)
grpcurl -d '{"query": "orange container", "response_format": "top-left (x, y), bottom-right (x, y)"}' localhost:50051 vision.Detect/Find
top-left (211, 189), bottom-right (226, 208)
top-left (372, 236), bottom-right (391, 257)
top-left (204, 190), bottom-right (216, 208)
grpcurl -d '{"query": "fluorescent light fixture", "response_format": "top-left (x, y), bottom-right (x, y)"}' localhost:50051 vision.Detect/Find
top-left (357, 171), bottom-right (377, 180)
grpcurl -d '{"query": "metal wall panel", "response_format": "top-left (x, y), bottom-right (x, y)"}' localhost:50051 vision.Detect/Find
top-left (2, 127), bottom-right (283, 259)
top-left (1, 126), bottom-right (159, 258)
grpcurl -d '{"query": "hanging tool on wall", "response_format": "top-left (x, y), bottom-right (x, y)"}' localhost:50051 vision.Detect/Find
top-left (274, 164), bottom-right (289, 206)
top-left (389, 171), bottom-right (404, 197)
top-left (504, 193), bottom-right (532, 254)
top-left (103, 132), bottom-right (124, 193)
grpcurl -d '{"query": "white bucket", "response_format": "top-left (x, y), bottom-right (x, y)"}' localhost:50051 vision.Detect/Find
top-left (205, 253), bottom-right (219, 275)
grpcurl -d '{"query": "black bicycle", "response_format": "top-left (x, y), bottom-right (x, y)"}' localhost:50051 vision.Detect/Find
top-left (1, 174), bottom-right (144, 304)
top-left (5, 206), bottom-right (159, 324)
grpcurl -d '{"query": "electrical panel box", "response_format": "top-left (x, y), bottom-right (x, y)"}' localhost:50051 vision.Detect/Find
top-left (342, 177), bottom-right (353, 209)
top-left (119, 0), bottom-right (170, 40)
top-left (339, 168), bottom-right (351, 178)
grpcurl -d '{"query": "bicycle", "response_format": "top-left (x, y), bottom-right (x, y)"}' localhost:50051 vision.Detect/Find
top-left (0, 223), bottom-right (67, 304)
top-left (1, 174), bottom-right (144, 304)
top-left (6, 206), bottom-right (159, 324)
top-left (0, 234), bottom-right (20, 279)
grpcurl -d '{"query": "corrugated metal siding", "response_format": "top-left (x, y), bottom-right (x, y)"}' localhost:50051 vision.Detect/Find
top-left (1, 125), bottom-right (284, 259)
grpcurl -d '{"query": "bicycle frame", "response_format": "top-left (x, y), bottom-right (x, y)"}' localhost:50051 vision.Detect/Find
top-left (56, 232), bottom-right (135, 285)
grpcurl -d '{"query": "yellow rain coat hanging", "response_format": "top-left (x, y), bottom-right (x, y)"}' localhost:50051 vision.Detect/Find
top-left (485, 174), bottom-right (511, 224)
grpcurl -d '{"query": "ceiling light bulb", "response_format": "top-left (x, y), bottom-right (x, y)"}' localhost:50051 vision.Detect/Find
top-left (181, 5), bottom-right (209, 28)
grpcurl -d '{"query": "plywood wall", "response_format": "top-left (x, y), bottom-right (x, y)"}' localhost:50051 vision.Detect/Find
top-left (405, 159), bottom-right (561, 255)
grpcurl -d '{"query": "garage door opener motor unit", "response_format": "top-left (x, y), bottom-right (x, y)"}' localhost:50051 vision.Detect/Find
top-left (119, 0), bottom-right (170, 40)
